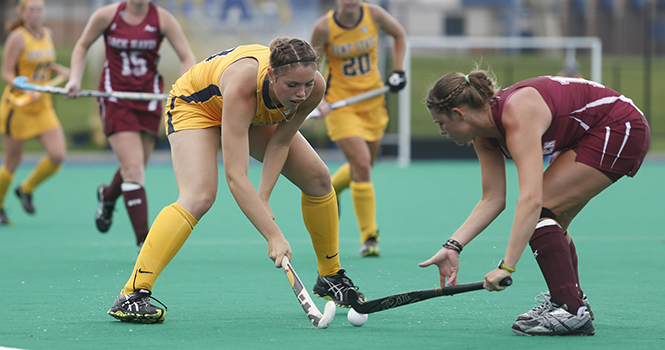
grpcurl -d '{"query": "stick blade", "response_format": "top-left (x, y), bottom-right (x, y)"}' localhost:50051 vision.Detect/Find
top-left (348, 288), bottom-right (370, 313)
top-left (13, 76), bottom-right (30, 89)
top-left (316, 301), bottom-right (336, 329)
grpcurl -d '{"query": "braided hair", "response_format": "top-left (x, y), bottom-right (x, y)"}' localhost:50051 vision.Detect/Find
top-left (426, 70), bottom-right (498, 115)
top-left (269, 37), bottom-right (319, 77)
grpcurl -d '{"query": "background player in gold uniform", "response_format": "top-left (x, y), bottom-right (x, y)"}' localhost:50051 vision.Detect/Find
top-left (107, 38), bottom-right (365, 324)
top-left (0, 0), bottom-right (70, 225)
top-left (311, 0), bottom-right (406, 257)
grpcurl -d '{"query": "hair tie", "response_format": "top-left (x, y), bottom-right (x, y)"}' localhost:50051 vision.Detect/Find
top-left (272, 58), bottom-right (316, 69)
top-left (464, 74), bottom-right (471, 84)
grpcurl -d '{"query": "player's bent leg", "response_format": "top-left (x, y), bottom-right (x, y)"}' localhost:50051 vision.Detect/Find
top-left (121, 182), bottom-right (149, 247)
top-left (331, 162), bottom-right (351, 197)
top-left (529, 216), bottom-right (585, 314)
top-left (351, 181), bottom-right (380, 257)
top-left (109, 203), bottom-right (198, 323)
top-left (331, 163), bottom-right (351, 217)
top-left (542, 149), bottom-right (613, 220)
top-left (168, 128), bottom-right (220, 220)
top-left (18, 127), bottom-right (66, 214)
top-left (266, 133), bottom-right (366, 306)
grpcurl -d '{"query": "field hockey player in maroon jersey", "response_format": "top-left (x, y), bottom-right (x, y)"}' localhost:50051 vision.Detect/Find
top-left (419, 71), bottom-right (650, 336)
top-left (65, 0), bottom-right (195, 251)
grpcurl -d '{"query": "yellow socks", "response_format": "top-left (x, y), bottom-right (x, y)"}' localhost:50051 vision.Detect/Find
top-left (350, 181), bottom-right (378, 244)
top-left (0, 165), bottom-right (14, 208)
top-left (331, 163), bottom-right (351, 197)
top-left (21, 156), bottom-right (60, 194)
top-left (301, 190), bottom-right (340, 276)
top-left (123, 203), bottom-right (198, 294)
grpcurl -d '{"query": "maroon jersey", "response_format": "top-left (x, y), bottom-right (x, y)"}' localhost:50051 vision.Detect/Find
top-left (490, 76), bottom-right (651, 177)
top-left (100, 2), bottom-right (163, 111)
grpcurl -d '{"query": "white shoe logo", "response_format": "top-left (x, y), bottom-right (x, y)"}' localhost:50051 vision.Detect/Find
top-left (144, 24), bottom-right (157, 33)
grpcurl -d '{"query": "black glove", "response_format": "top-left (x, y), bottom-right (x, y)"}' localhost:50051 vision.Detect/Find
top-left (386, 71), bottom-right (406, 92)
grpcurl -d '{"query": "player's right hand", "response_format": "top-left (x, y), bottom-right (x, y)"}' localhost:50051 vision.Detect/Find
top-left (315, 100), bottom-right (331, 118)
top-left (268, 235), bottom-right (292, 268)
top-left (418, 247), bottom-right (460, 287)
top-left (63, 80), bottom-right (81, 98)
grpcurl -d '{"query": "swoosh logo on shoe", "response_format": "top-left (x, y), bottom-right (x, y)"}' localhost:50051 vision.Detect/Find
top-left (326, 253), bottom-right (339, 259)
top-left (138, 268), bottom-right (153, 274)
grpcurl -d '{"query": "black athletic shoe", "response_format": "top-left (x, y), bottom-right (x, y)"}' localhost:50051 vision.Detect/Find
top-left (108, 289), bottom-right (167, 324)
top-left (312, 269), bottom-right (366, 307)
top-left (0, 209), bottom-right (11, 225)
top-left (95, 184), bottom-right (115, 233)
top-left (15, 187), bottom-right (34, 214)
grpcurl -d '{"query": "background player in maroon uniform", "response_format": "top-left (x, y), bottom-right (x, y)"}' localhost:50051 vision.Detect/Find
top-left (65, 0), bottom-right (195, 250)
top-left (419, 72), bottom-right (650, 336)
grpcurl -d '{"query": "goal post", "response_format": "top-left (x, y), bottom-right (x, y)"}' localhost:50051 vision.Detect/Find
top-left (395, 36), bottom-right (603, 166)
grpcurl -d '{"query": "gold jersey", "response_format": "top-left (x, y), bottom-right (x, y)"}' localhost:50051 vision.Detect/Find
top-left (324, 2), bottom-right (384, 111)
top-left (1, 27), bottom-right (56, 111)
top-left (0, 27), bottom-right (59, 139)
top-left (166, 44), bottom-right (297, 134)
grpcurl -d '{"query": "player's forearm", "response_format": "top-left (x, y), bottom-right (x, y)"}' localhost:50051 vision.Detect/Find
top-left (228, 175), bottom-right (283, 240)
top-left (391, 36), bottom-right (407, 72)
top-left (257, 143), bottom-right (290, 201)
top-left (451, 197), bottom-right (504, 246)
top-left (68, 45), bottom-right (89, 85)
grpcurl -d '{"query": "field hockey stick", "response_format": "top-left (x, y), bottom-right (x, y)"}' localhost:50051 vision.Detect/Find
top-left (7, 75), bottom-right (67, 107)
top-left (348, 277), bottom-right (512, 314)
top-left (281, 256), bottom-right (336, 328)
top-left (13, 76), bottom-right (168, 101)
top-left (306, 85), bottom-right (390, 120)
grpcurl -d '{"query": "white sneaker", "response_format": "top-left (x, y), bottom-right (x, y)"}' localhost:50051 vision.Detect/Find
top-left (512, 305), bottom-right (596, 336)
top-left (516, 292), bottom-right (595, 321)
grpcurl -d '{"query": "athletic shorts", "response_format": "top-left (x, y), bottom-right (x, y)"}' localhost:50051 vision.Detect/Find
top-left (566, 114), bottom-right (651, 180)
top-left (324, 101), bottom-right (389, 142)
top-left (99, 98), bottom-right (163, 136)
top-left (0, 95), bottom-right (61, 140)
top-left (164, 95), bottom-right (221, 136)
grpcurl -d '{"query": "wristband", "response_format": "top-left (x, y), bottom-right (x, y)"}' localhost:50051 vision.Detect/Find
top-left (442, 238), bottom-right (463, 254)
top-left (498, 259), bottom-right (516, 273)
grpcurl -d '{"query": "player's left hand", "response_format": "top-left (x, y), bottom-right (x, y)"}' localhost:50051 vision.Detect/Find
top-left (418, 247), bottom-right (459, 287)
top-left (484, 268), bottom-right (512, 291)
top-left (386, 71), bottom-right (406, 92)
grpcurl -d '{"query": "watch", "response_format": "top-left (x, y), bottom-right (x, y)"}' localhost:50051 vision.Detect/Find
top-left (498, 259), bottom-right (516, 273)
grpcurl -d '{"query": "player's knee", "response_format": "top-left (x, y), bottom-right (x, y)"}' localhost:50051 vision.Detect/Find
top-left (48, 150), bottom-right (66, 165)
top-left (350, 163), bottom-right (372, 182)
top-left (529, 207), bottom-right (563, 244)
top-left (182, 191), bottom-right (216, 218)
top-left (304, 165), bottom-right (333, 196)
top-left (540, 207), bottom-right (556, 220)
top-left (120, 164), bottom-right (145, 183)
